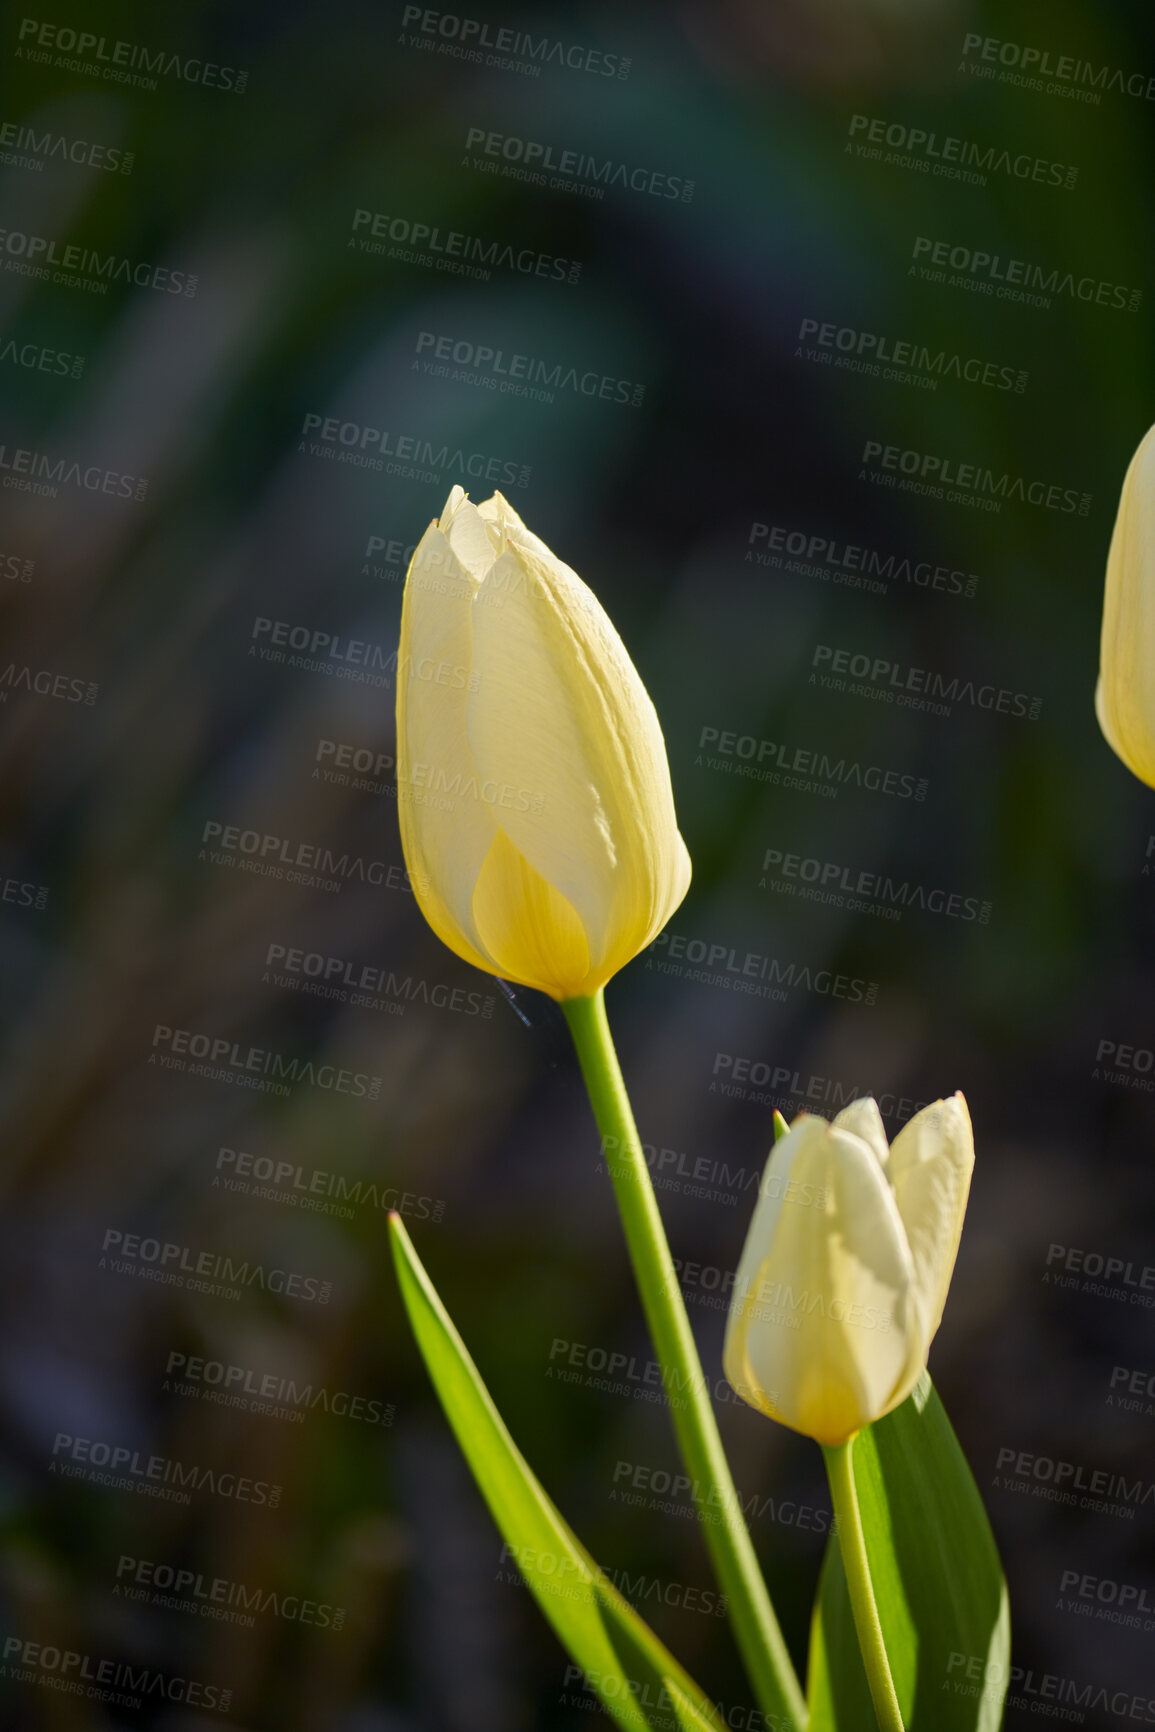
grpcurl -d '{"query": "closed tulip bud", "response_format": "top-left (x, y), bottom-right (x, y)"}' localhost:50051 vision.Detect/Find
top-left (395, 486), bottom-right (691, 1000)
top-left (723, 1095), bottom-right (973, 1448)
top-left (1097, 422), bottom-right (1155, 787)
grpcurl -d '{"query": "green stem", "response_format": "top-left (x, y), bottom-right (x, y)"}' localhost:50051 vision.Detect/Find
top-left (561, 989), bottom-right (806, 1732)
top-left (823, 1437), bottom-right (905, 1732)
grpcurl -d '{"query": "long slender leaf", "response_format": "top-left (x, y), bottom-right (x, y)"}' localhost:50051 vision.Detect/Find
top-left (388, 1213), bottom-right (727, 1732)
top-left (807, 1373), bottom-right (1009, 1731)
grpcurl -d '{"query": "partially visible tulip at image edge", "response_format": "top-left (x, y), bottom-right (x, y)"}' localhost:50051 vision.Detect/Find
top-left (1098, 420), bottom-right (1155, 787)
top-left (385, 487), bottom-right (1010, 1732)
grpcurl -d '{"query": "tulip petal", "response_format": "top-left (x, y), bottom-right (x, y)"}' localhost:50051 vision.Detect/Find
top-left (472, 828), bottom-right (591, 999)
top-left (832, 1098), bottom-right (890, 1168)
top-left (479, 489), bottom-right (567, 568)
top-left (441, 489), bottom-right (502, 584)
top-left (887, 1093), bottom-right (974, 1344)
top-left (724, 1119), bottom-right (918, 1447)
top-left (465, 500), bottom-right (691, 991)
top-left (395, 523), bottom-right (501, 977)
top-left (1098, 423), bottom-right (1155, 787)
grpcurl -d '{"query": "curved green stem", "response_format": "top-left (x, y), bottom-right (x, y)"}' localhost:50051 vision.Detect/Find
top-left (823, 1437), bottom-right (905, 1732)
top-left (561, 989), bottom-right (806, 1732)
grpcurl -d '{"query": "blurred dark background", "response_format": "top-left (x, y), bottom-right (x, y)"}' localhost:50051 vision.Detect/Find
top-left (1, 0), bottom-right (1154, 1726)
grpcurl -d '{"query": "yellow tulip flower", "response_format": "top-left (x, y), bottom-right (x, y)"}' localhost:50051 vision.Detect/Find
top-left (1097, 422), bottom-right (1155, 786)
top-left (395, 487), bottom-right (692, 1000)
top-left (723, 1095), bottom-right (974, 1447)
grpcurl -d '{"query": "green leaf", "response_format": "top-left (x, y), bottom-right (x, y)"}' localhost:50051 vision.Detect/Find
top-left (388, 1214), bottom-right (726, 1732)
top-left (807, 1373), bottom-right (1009, 1732)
